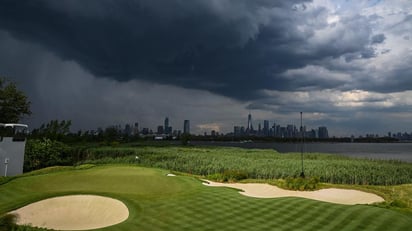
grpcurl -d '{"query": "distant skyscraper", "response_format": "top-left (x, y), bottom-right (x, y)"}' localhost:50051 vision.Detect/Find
top-left (157, 125), bottom-right (164, 135)
top-left (318, 126), bottom-right (329, 139)
top-left (164, 117), bottom-right (169, 134)
top-left (263, 120), bottom-right (269, 136)
top-left (124, 124), bottom-right (132, 136)
top-left (234, 126), bottom-right (241, 137)
top-left (247, 113), bottom-right (253, 132)
top-left (286, 124), bottom-right (294, 138)
top-left (141, 128), bottom-right (149, 135)
top-left (133, 122), bottom-right (139, 135)
top-left (164, 117), bottom-right (172, 135)
top-left (183, 120), bottom-right (190, 134)
top-left (272, 122), bottom-right (277, 137)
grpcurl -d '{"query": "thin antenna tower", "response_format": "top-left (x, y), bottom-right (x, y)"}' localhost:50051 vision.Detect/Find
top-left (300, 112), bottom-right (305, 178)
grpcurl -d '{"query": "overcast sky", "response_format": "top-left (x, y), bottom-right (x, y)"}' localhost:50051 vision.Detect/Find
top-left (1, 0), bottom-right (411, 136)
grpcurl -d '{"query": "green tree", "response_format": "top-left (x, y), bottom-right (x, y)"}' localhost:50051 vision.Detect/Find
top-left (0, 78), bottom-right (31, 123)
top-left (24, 138), bottom-right (71, 172)
top-left (103, 127), bottom-right (120, 142)
top-left (31, 120), bottom-right (72, 140)
top-left (180, 133), bottom-right (191, 145)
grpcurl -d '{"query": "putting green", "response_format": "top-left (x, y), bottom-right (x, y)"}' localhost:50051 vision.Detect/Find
top-left (1, 165), bottom-right (411, 231)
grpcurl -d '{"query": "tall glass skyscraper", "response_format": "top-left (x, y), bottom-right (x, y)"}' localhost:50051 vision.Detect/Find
top-left (164, 117), bottom-right (170, 134)
top-left (183, 120), bottom-right (190, 134)
top-left (247, 113), bottom-right (253, 132)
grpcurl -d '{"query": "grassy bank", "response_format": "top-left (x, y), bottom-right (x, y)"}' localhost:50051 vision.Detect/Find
top-left (1, 165), bottom-right (411, 230)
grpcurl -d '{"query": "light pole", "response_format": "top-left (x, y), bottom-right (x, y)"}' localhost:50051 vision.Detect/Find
top-left (300, 112), bottom-right (305, 178)
top-left (4, 158), bottom-right (9, 177)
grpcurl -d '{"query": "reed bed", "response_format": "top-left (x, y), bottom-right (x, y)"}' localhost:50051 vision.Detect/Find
top-left (80, 146), bottom-right (412, 185)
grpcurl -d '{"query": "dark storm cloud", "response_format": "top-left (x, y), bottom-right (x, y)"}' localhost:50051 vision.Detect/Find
top-left (0, 0), bottom-right (387, 101)
top-left (360, 48), bottom-right (377, 59)
top-left (371, 33), bottom-right (386, 44)
top-left (368, 66), bottom-right (412, 93)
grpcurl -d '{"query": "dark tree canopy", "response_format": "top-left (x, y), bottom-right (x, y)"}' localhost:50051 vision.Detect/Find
top-left (0, 78), bottom-right (31, 123)
top-left (31, 120), bottom-right (72, 140)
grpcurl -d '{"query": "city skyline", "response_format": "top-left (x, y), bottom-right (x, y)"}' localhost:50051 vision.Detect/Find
top-left (95, 115), bottom-right (331, 139)
top-left (93, 112), bottom-right (412, 140)
top-left (1, 1), bottom-right (412, 137)
top-left (93, 111), bottom-right (409, 140)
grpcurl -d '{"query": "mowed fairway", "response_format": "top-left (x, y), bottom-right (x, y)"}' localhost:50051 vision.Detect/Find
top-left (1, 165), bottom-right (411, 231)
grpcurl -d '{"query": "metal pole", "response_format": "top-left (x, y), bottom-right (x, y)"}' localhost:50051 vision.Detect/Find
top-left (4, 158), bottom-right (9, 177)
top-left (300, 112), bottom-right (305, 178)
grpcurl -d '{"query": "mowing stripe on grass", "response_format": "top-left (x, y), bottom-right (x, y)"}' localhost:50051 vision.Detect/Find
top-left (0, 165), bottom-right (411, 231)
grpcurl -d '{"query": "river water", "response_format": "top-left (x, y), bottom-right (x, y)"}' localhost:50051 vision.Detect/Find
top-left (192, 141), bottom-right (412, 163)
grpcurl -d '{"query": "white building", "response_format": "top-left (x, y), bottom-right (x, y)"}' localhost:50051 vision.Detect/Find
top-left (0, 123), bottom-right (28, 176)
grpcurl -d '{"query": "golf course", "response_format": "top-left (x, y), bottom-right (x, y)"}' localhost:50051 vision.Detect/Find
top-left (1, 161), bottom-right (412, 230)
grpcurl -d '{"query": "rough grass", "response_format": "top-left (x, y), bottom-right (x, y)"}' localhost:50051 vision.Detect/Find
top-left (320, 183), bottom-right (412, 215)
top-left (0, 165), bottom-right (411, 231)
top-left (80, 146), bottom-right (412, 185)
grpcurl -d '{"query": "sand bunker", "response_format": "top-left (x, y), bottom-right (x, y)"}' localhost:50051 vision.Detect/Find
top-left (204, 181), bottom-right (384, 205)
top-left (12, 195), bottom-right (129, 230)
